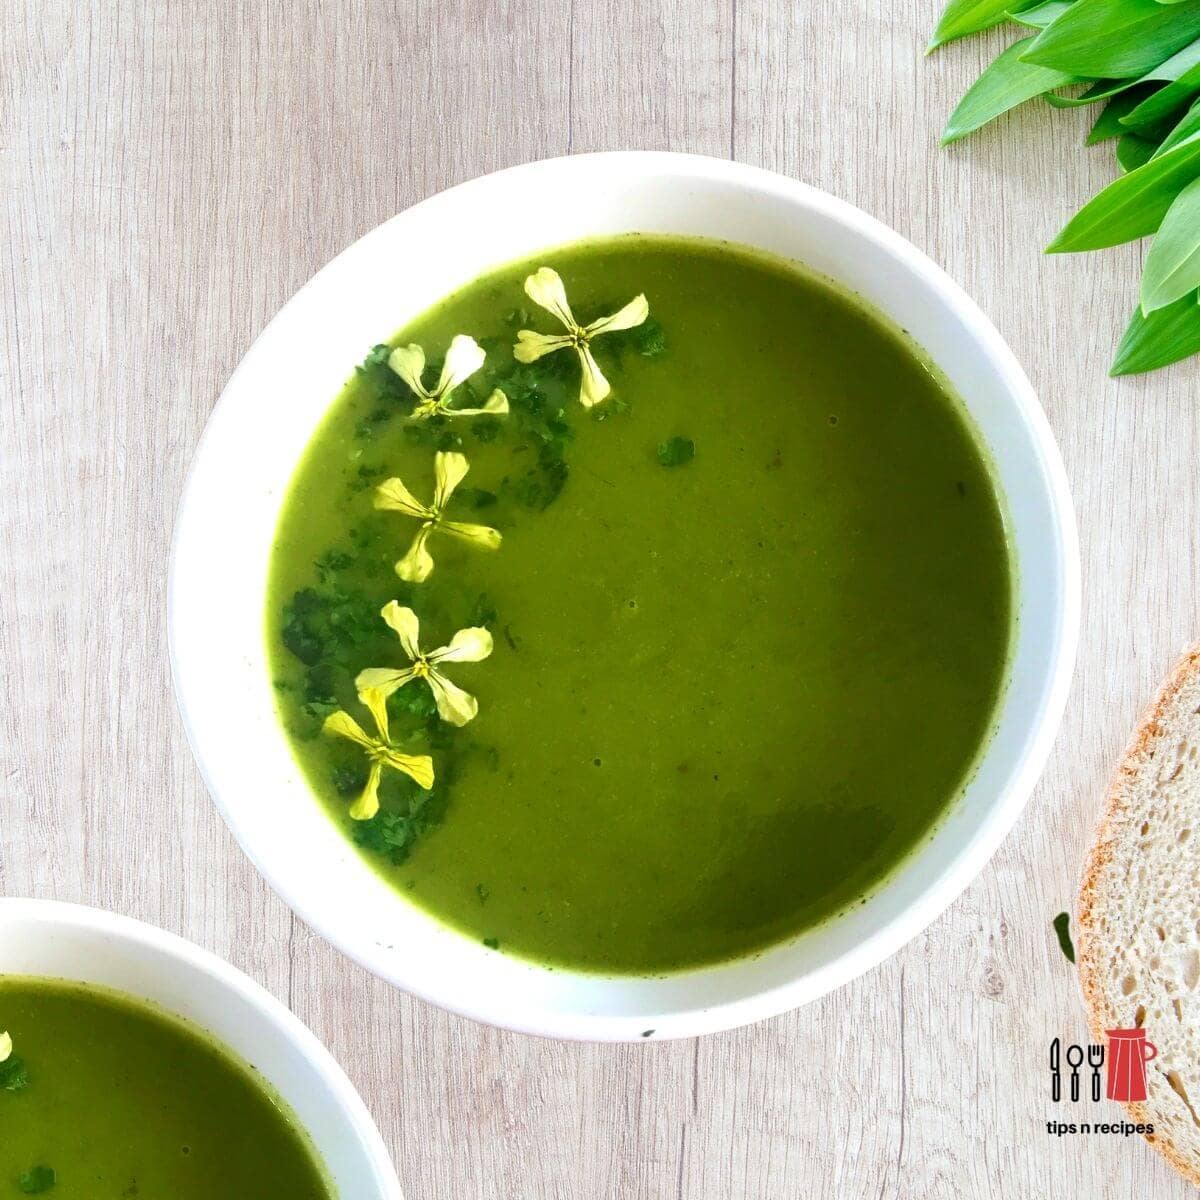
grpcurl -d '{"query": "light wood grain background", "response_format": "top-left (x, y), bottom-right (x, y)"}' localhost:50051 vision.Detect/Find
top-left (3, 2), bottom-right (1198, 1196)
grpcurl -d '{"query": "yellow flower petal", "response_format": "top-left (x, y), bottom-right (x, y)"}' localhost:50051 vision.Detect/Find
top-left (349, 761), bottom-right (383, 821)
top-left (426, 669), bottom-right (479, 727)
top-left (395, 524), bottom-right (435, 583)
top-left (523, 266), bottom-right (576, 329)
top-left (585, 293), bottom-right (649, 337)
top-left (322, 709), bottom-right (374, 751)
top-left (379, 601), bottom-right (422, 660)
top-left (513, 329), bottom-right (573, 364)
top-left (434, 334), bottom-right (486, 396)
top-left (576, 343), bottom-right (611, 408)
top-left (360, 686), bottom-right (391, 743)
top-left (375, 477), bottom-right (432, 519)
top-left (387, 344), bottom-right (429, 397)
top-left (354, 665), bottom-right (418, 697)
top-left (445, 388), bottom-right (509, 417)
top-left (377, 748), bottom-right (435, 790)
top-left (432, 451), bottom-right (470, 509)
top-left (429, 626), bottom-right (493, 665)
top-left (0, 1032), bottom-right (11, 1063)
top-left (439, 520), bottom-right (502, 551)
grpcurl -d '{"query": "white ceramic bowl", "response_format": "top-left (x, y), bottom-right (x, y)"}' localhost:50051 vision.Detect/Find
top-left (0, 899), bottom-right (401, 1198)
top-left (170, 152), bottom-right (1079, 1041)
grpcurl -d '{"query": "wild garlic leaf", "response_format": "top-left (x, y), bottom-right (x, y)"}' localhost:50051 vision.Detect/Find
top-left (1116, 130), bottom-right (1162, 170)
top-left (1022, 0), bottom-right (1200, 78)
top-left (1011, 1), bottom-right (1075, 30)
top-left (1049, 39), bottom-right (1200, 113)
top-left (1110, 290), bottom-right (1200, 374)
top-left (1122, 72), bottom-right (1200, 128)
top-left (927, 0), bottom-right (1040, 51)
top-left (1151, 93), bottom-right (1200, 154)
top-left (1044, 77), bottom-right (1131, 108)
top-left (942, 38), bottom-right (1080, 143)
top-left (1047, 129), bottom-right (1200, 249)
top-left (1119, 38), bottom-right (1200, 128)
top-left (1089, 86), bottom-right (1158, 141)
top-left (1140, 175), bottom-right (1200, 309)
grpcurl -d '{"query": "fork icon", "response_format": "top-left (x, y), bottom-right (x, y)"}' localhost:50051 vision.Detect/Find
top-left (1087, 1043), bottom-right (1106, 1102)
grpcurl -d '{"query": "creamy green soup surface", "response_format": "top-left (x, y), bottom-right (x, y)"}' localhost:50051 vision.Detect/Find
top-left (0, 977), bottom-right (332, 1198)
top-left (267, 235), bottom-right (1013, 974)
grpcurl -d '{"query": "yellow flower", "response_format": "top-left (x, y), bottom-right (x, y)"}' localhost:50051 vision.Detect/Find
top-left (322, 687), bottom-right (434, 821)
top-left (0, 1032), bottom-right (10, 1063)
top-left (513, 266), bottom-right (649, 407)
top-left (388, 334), bottom-right (509, 420)
top-left (356, 602), bottom-right (493, 727)
top-left (374, 451), bottom-right (501, 583)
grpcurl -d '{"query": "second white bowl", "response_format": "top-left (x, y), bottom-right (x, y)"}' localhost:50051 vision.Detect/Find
top-left (0, 900), bottom-right (401, 1198)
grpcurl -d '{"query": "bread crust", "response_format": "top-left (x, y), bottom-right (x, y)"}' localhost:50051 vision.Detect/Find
top-left (1077, 643), bottom-right (1200, 1188)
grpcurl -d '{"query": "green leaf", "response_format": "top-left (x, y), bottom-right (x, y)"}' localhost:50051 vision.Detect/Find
top-left (1052, 912), bottom-right (1076, 963)
top-left (1048, 40), bottom-right (1200, 111)
top-left (1117, 130), bottom-right (1162, 169)
top-left (1011, 1), bottom-right (1075, 30)
top-left (19, 1166), bottom-right (55, 1194)
top-left (1022, 0), bottom-right (1200, 78)
top-left (942, 37), bottom-right (1080, 142)
top-left (1110, 291), bottom-right (1200, 374)
top-left (928, 0), bottom-right (1040, 50)
top-left (1121, 39), bottom-right (1200, 127)
top-left (1123, 76), bottom-right (1200, 130)
top-left (1044, 77), bottom-right (1131, 107)
top-left (1155, 94), bottom-right (1200, 154)
top-left (656, 436), bottom-right (695, 467)
top-left (1089, 86), bottom-right (1158, 141)
top-left (1048, 129), bottom-right (1200, 250)
top-left (1141, 175), bottom-right (1200, 309)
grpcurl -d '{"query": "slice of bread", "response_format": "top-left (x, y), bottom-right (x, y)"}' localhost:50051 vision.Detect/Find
top-left (1078, 644), bottom-right (1200, 1186)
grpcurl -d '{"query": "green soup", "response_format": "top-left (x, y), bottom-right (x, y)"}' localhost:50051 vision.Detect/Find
top-left (0, 978), bottom-right (333, 1198)
top-left (267, 235), bottom-right (1013, 974)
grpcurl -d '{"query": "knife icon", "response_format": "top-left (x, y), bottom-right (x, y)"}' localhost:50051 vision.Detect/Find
top-left (1051, 1037), bottom-right (1061, 1102)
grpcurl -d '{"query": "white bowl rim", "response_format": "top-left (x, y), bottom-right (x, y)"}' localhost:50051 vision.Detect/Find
top-left (0, 897), bottom-right (402, 1196)
top-left (169, 150), bottom-right (1081, 1041)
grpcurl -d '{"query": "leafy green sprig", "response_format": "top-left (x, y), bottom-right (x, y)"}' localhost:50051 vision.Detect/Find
top-left (932, 0), bottom-right (1200, 374)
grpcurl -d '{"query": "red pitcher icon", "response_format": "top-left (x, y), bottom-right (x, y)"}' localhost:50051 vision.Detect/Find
top-left (1106, 1028), bottom-right (1158, 1102)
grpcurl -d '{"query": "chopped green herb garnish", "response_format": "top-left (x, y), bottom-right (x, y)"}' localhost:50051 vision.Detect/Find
top-left (19, 1165), bottom-right (55, 1194)
top-left (459, 487), bottom-right (498, 510)
top-left (656, 436), bottom-right (695, 467)
top-left (0, 1055), bottom-right (30, 1092)
top-left (470, 416), bottom-right (502, 443)
top-left (633, 317), bottom-right (666, 357)
top-left (314, 550), bottom-right (354, 583)
top-left (482, 936), bottom-right (500, 950)
top-left (1053, 911), bottom-right (1076, 964)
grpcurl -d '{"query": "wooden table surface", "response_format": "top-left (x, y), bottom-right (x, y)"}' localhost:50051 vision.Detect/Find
top-left (4, 2), bottom-right (1198, 1196)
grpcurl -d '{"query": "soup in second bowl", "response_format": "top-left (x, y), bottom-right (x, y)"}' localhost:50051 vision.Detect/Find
top-left (0, 977), bottom-right (333, 1198)
top-left (267, 235), bottom-right (1012, 974)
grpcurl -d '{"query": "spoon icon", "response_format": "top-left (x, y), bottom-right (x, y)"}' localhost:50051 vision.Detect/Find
top-left (1066, 1043), bottom-right (1085, 1101)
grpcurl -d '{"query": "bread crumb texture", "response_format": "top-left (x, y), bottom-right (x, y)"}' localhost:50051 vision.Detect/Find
top-left (1078, 645), bottom-right (1200, 1185)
